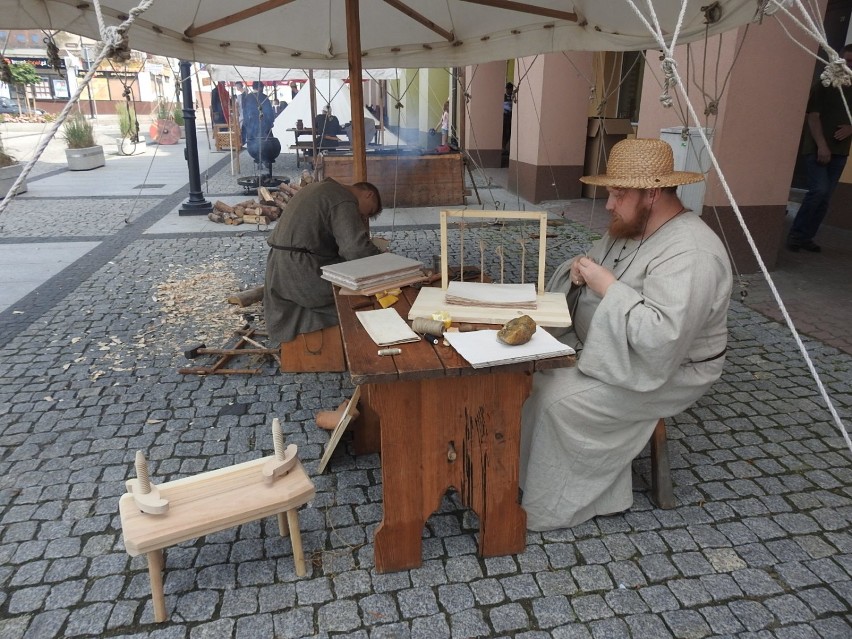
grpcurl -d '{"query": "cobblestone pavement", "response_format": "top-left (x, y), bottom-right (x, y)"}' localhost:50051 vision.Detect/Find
top-left (0, 152), bottom-right (850, 639)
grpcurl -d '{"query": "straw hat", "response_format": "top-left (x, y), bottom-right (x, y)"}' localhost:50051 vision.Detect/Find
top-left (580, 138), bottom-right (704, 189)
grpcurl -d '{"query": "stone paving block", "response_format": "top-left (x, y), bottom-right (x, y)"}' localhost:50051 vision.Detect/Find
top-left (500, 573), bottom-right (541, 600)
top-left (411, 613), bottom-right (450, 639)
top-left (449, 608), bottom-right (490, 638)
top-left (272, 606), bottom-right (315, 638)
top-left (728, 599), bottom-right (775, 632)
top-left (398, 586), bottom-right (440, 618)
top-left (551, 622), bottom-right (593, 638)
top-left (64, 602), bottom-right (113, 636)
top-left (638, 585), bottom-right (680, 613)
top-left (570, 594), bottom-right (613, 622)
top-left (488, 602), bottom-right (530, 633)
top-left (470, 578), bottom-right (505, 605)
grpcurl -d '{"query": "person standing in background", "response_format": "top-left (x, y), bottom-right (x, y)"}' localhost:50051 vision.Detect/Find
top-left (503, 82), bottom-right (514, 154)
top-left (787, 44), bottom-right (852, 253)
top-left (233, 81), bottom-right (248, 146)
top-left (433, 100), bottom-right (450, 146)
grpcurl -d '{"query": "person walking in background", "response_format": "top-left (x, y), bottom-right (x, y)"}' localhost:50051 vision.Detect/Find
top-left (787, 44), bottom-right (852, 253)
top-left (433, 100), bottom-right (450, 146)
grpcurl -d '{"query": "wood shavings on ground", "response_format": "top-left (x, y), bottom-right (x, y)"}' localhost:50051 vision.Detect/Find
top-left (90, 260), bottom-right (267, 376)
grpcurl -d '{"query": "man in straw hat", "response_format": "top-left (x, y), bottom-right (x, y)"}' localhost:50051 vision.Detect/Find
top-left (519, 138), bottom-right (732, 531)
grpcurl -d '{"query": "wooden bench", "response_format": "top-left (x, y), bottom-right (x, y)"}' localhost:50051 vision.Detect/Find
top-left (279, 325), bottom-right (346, 373)
top-left (648, 418), bottom-right (675, 509)
top-left (119, 456), bottom-right (315, 622)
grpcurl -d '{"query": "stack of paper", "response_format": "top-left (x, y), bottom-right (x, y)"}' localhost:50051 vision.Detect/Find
top-left (445, 281), bottom-right (538, 309)
top-left (356, 308), bottom-right (421, 346)
top-left (321, 253), bottom-right (425, 293)
top-left (443, 327), bottom-right (574, 368)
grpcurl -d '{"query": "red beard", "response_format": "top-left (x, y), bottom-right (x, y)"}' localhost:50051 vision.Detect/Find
top-left (608, 203), bottom-right (652, 239)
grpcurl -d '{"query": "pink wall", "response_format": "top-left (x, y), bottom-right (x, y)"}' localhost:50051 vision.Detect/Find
top-left (513, 52), bottom-right (593, 168)
top-left (637, 19), bottom-right (817, 208)
top-left (464, 61), bottom-right (504, 153)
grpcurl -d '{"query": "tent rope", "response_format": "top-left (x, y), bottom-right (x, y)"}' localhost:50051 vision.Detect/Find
top-left (624, 0), bottom-right (851, 455)
top-left (0, 0), bottom-right (156, 218)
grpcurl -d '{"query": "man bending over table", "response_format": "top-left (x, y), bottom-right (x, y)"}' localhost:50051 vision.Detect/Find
top-left (264, 178), bottom-right (382, 345)
top-left (520, 138), bottom-right (732, 531)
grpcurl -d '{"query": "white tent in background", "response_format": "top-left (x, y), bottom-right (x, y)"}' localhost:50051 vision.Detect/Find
top-left (271, 78), bottom-right (405, 149)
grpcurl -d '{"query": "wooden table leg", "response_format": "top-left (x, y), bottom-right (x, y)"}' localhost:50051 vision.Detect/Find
top-left (147, 549), bottom-right (167, 623)
top-left (370, 373), bottom-right (530, 572)
top-left (352, 383), bottom-right (381, 455)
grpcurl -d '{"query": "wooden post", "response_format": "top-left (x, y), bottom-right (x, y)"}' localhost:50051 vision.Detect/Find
top-left (308, 70), bottom-right (318, 173)
top-left (346, 0), bottom-right (367, 184)
top-left (457, 67), bottom-right (466, 151)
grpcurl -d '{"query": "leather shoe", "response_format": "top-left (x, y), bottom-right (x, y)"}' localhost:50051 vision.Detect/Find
top-left (800, 239), bottom-right (821, 252)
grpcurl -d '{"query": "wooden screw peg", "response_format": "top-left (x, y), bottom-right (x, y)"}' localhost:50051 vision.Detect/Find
top-left (125, 450), bottom-right (170, 515)
top-left (262, 418), bottom-right (298, 484)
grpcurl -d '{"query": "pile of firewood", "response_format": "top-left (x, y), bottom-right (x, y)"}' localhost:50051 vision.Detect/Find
top-left (208, 182), bottom-right (308, 225)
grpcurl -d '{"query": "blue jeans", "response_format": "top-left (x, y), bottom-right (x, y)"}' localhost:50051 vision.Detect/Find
top-left (789, 153), bottom-right (848, 242)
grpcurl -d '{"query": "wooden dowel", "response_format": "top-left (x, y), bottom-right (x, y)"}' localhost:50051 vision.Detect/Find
top-left (287, 509), bottom-right (306, 576)
top-left (147, 550), bottom-right (167, 622)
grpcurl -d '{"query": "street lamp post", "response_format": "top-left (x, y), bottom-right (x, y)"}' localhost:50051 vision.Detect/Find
top-left (178, 60), bottom-right (213, 216)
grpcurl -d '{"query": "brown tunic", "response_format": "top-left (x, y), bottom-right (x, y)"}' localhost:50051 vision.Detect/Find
top-left (263, 179), bottom-right (380, 345)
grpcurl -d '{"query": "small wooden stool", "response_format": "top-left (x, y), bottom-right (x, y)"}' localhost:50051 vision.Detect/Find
top-left (119, 457), bottom-right (315, 622)
top-left (280, 325), bottom-right (346, 373)
top-left (647, 418), bottom-right (675, 509)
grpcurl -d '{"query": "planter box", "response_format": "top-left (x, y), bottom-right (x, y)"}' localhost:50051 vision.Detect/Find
top-left (0, 162), bottom-right (27, 197)
top-left (65, 145), bottom-right (105, 171)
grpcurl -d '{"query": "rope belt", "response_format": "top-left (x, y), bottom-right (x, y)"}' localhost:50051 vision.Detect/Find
top-left (269, 243), bottom-right (314, 255)
top-left (691, 347), bottom-right (727, 364)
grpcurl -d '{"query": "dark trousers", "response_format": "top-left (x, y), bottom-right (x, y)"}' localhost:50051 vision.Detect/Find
top-left (789, 153), bottom-right (847, 242)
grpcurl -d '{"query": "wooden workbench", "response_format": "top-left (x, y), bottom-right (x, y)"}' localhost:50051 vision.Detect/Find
top-left (334, 286), bottom-right (574, 572)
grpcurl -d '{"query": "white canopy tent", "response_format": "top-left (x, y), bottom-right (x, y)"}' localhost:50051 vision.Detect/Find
top-left (0, 1), bottom-right (762, 69)
top-left (0, 0), bottom-right (775, 182)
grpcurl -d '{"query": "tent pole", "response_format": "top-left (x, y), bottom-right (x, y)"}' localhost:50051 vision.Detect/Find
top-left (309, 70), bottom-right (318, 177)
top-left (346, 0), bottom-right (367, 184)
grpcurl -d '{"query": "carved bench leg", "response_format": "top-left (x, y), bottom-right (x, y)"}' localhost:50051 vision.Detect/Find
top-left (286, 509), bottom-right (306, 576)
top-left (147, 549), bottom-right (167, 623)
top-left (650, 418), bottom-right (676, 510)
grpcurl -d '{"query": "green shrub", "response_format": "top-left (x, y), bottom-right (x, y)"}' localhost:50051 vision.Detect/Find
top-left (154, 99), bottom-right (170, 121)
top-left (172, 105), bottom-right (185, 126)
top-left (63, 113), bottom-right (96, 149)
top-left (116, 102), bottom-right (136, 137)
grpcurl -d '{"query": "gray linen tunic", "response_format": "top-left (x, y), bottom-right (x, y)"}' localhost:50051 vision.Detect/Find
top-left (263, 179), bottom-right (380, 345)
top-left (519, 212), bottom-right (732, 531)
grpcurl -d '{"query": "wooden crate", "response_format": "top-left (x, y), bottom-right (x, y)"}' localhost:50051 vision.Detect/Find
top-left (318, 152), bottom-right (465, 207)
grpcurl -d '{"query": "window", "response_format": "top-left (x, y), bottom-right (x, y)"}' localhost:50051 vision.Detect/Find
top-left (31, 34), bottom-right (42, 44)
top-left (16, 33), bottom-right (26, 43)
top-left (0, 32), bottom-right (8, 42)
top-left (616, 51), bottom-right (644, 122)
top-left (33, 80), bottom-right (52, 99)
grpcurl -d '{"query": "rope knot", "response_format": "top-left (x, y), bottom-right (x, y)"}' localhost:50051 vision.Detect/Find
top-left (705, 100), bottom-right (719, 116)
top-left (101, 25), bottom-right (131, 63)
top-left (659, 56), bottom-right (679, 109)
top-left (820, 57), bottom-right (852, 88)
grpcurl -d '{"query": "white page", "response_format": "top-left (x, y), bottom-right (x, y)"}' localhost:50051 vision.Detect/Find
top-left (443, 327), bottom-right (575, 368)
top-left (446, 281), bottom-right (537, 305)
top-left (356, 308), bottom-right (421, 346)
